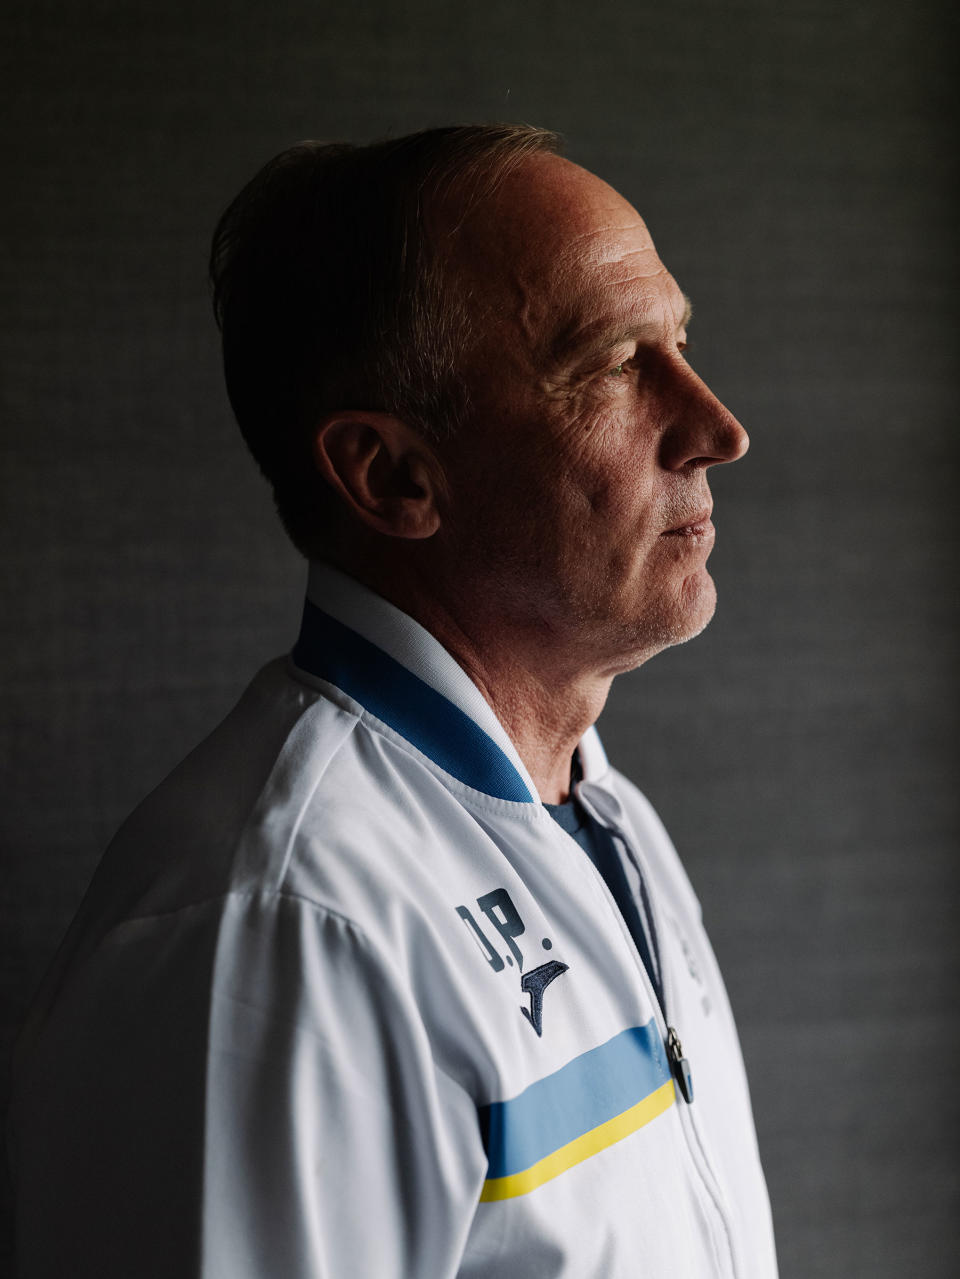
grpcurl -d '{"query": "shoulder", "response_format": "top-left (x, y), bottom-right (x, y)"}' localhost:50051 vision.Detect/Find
top-left (93, 657), bottom-right (500, 966)
top-left (90, 660), bottom-right (363, 914)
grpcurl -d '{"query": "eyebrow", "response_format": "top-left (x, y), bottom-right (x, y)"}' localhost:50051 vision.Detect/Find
top-left (545, 293), bottom-right (693, 373)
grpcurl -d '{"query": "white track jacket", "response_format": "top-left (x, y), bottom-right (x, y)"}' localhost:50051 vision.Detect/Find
top-left (11, 565), bottom-right (777, 1278)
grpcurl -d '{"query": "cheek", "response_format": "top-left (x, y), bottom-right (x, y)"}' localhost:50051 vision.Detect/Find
top-left (569, 435), bottom-right (659, 532)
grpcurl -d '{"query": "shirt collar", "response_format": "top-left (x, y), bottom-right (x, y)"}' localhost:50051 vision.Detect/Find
top-left (291, 562), bottom-right (612, 805)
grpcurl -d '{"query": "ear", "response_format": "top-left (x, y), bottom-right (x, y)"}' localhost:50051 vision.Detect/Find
top-left (312, 410), bottom-right (444, 539)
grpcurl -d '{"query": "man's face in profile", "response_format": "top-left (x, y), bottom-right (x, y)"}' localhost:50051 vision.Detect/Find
top-left (436, 154), bottom-right (749, 676)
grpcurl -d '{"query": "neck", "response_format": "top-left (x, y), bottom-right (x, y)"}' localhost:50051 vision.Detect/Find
top-left (462, 655), bottom-right (609, 804)
top-left (327, 555), bottom-right (613, 804)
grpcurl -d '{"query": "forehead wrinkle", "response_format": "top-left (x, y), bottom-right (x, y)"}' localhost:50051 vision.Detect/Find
top-left (554, 231), bottom-right (658, 277)
top-left (461, 159), bottom-right (679, 374)
top-left (549, 232), bottom-right (664, 309)
top-left (593, 238), bottom-right (659, 267)
top-left (605, 268), bottom-right (670, 287)
top-left (536, 249), bottom-right (664, 342)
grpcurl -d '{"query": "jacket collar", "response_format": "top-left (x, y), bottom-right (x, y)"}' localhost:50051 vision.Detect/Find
top-left (290, 563), bottom-right (612, 805)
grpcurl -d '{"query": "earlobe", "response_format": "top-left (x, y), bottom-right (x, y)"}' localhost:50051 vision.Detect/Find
top-left (313, 410), bottom-right (442, 540)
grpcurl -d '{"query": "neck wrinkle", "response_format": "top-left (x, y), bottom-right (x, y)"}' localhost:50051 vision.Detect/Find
top-left (320, 554), bottom-right (613, 805)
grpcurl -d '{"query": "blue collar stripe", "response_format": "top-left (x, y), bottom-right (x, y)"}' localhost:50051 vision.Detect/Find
top-left (292, 599), bottom-right (533, 803)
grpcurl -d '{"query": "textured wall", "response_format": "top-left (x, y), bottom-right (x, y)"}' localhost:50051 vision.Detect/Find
top-left (2, 1), bottom-right (957, 1273)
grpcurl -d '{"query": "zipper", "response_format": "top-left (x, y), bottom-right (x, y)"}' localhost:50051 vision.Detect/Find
top-left (571, 786), bottom-right (740, 1279)
top-left (573, 787), bottom-right (694, 1101)
top-left (666, 1025), bottom-right (694, 1104)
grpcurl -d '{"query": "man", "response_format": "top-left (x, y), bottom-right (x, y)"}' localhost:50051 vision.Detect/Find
top-left (10, 125), bottom-right (777, 1276)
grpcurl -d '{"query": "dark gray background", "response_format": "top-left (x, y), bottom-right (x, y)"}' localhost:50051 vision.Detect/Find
top-left (2, 0), bottom-right (957, 1274)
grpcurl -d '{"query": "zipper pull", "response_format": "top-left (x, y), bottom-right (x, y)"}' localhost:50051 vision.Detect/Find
top-left (666, 1026), bottom-right (694, 1104)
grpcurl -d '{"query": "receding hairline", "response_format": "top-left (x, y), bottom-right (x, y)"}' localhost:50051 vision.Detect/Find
top-left (435, 149), bottom-right (687, 375)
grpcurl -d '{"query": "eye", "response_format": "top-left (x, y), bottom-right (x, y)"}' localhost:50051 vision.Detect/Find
top-left (607, 362), bottom-right (626, 377)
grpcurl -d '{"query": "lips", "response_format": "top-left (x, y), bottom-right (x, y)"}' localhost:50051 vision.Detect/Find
top-left (662, 507), bottom-right (714, 537)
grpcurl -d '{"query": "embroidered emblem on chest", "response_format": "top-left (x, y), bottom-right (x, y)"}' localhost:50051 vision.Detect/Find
top-left (455, 887), bottom-right (569, 1036)
top-left (666, 913), bottom-right (712, 1018)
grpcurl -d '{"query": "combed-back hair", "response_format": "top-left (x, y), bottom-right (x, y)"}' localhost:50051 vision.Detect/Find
top-left (209, 123), bottom-right (562, 558)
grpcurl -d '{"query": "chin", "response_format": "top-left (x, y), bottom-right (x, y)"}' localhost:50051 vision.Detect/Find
top-left (679, 565), bottom-right (718, 628)
top-left (623, 571), bottom-right (718, 664)
top-left (672, 606), bottom-right (715, 647)
top-left (669, 572), bottom-right (718, 645)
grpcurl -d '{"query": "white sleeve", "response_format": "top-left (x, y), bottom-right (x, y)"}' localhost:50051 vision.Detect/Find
top-left (12, 891), bottom-right (486, 1278)
top-left (202, 891), bottom-right (485, 1277)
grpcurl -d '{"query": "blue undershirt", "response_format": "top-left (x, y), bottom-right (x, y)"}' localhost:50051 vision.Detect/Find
top-left (543, 786), bottom-right (664, 1013)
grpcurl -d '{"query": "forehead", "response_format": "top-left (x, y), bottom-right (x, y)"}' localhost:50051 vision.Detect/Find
top-left (453, 155), bottom-right (687, 359)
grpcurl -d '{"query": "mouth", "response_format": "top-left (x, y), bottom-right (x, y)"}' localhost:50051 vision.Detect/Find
top-left (661, 507), bottom-right (714, 538)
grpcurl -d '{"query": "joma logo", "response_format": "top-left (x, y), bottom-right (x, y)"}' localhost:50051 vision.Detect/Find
top-left (456, 888), bottom-right (569, 1037)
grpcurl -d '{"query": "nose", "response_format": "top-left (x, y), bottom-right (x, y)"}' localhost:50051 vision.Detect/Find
top-left (659, 365), bottom-right (749, 471)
